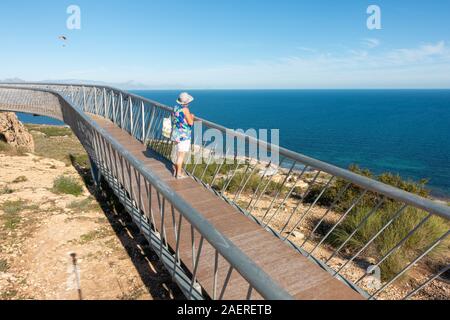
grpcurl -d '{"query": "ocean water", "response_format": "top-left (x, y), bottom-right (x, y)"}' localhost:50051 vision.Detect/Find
top-left (16, 113), bottom-right (64, 126)
top-left (133, 90), bottom-right (450, 198)
top-left (14, 90), bottom-right (450, 198)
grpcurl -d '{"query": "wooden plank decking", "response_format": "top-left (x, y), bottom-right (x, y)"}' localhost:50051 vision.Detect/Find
top-left (90, 114), bottom-right (364, 300)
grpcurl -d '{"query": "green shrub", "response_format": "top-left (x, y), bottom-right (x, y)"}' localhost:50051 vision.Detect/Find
top-left (0, 141), bottom-right (28, 156)
top-left (378, 172), bottom-right (429, 197)
top-left (35, 126), bottom-right (72, 137)
top-left (52, 176), bottom-right (83, 196)
top-left (147, 140), bottom-right (173, 160)
top-left (4, 214), bottom-right (22, 230)
top-left (0, 200), bottom-right (28, 230)
top-left (69, 153), bottom-right (90, 169)
top-left (185, 158), bottom-right (292, 200)
top-left (0, 141), bottom-right (11, 153)
top-left (0, 259), bottom-right (8, 272)
top-left (78, 227), bottom-right (112, 244)
top-left (0, 186), bottom-right (14, 195)
top-left (327, 203), bottom-right (449, 281)
top-left (298, 165), bottom-right (448, 282)
top-left (1, 200), bottom-right (27, 215)
top-left (303, 165), bottom-right (429, 211)
top-left (67, 197), bottom-right (100, 211)
top-left (0, 289), bottom-right (18, 299)
top-left (211, 166), bottom-right (288, 199)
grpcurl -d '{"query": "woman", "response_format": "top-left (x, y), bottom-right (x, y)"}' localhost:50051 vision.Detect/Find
top-left (171, 92), bottom-right (195, 179)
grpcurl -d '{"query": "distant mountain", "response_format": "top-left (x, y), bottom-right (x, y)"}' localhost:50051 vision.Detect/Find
top-left (0, 78), bottom-right (26, 83)
top-left (38, 79), bottom-right (153, 90)
top-left (0, 78), bottom-right (152, 90)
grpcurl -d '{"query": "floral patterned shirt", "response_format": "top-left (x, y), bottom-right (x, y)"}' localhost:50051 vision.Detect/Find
top-left (171, 104), bottom-right (192, 142)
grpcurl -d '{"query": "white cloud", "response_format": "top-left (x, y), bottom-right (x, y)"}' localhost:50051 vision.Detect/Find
top-left (297, 46), bottom-right (317, 53)
top-left (387, 41), bottom-right (447, 63)
top-left (132, 41), bottom-right (450, 88)
top-left (64, 67), bottom-right (108, 77)
top-left (362, 38), bottom-right (381, 49)
top-left (10, 41), bottom-right (449, 89)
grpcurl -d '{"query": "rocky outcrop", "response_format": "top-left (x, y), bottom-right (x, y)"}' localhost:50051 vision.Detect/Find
top-left (0, 112), bottom-right (34, 152)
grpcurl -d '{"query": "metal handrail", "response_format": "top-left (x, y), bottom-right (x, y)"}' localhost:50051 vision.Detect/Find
top-left (0, 85), bottom-right (294, 300)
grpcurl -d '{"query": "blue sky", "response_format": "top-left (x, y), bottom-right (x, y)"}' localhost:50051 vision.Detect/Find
top-left (1, 0), bottom-right (450, 88)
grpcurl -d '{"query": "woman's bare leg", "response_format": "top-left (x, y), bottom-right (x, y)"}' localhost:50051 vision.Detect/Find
top-left (176, 152), bottom-right (186, 178)
top-left (171, 143), bottom-right (178, 177)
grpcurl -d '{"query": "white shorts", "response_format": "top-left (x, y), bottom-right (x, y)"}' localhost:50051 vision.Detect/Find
top-left (175, 139), bottom-right (191, 153)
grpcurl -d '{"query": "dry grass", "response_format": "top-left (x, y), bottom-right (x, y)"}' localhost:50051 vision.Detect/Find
top-left (25, 125), bottom-right (72, 137)
top-left (0, 141), bottom-right (28, 156)
top-left (52, 175), bottom-right (83, 196)
top-left (0, 259), bottom-right (9, 272)
top-left (0, 200), bottom-right (26, 230)
top-left (77, 226), bottom-right (114, 245)
top-left (0, 186), bottom-right (14, 195)
top-left (26, 124), bottom-right (86, 165)
top-left (67, 196), bottom-right (101, 212)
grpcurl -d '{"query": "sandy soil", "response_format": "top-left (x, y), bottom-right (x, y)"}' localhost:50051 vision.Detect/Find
top-left (0, 153), bottom-right (182, 300)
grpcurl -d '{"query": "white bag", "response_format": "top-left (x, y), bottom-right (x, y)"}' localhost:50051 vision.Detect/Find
top-left (162, 117), bottom-right (172, 139)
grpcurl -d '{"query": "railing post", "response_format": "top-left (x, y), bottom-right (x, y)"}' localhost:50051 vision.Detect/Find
top-left (82, 86), bottom-right (87, 112)
top-left (130, 96), bottom-right (134, 136)
top-left (94, 87), bottom-right (98, 115)
top-left (112, 91), bottom-right (116, 124)
top-left (141, 101), bottom-right (145, 142)
top-left (89, 156), bottom-right (102, 187)
top-left (145, 106), bottom-right (156, 142)
top-left (103, 88), bottom-right (107, 119)
top-left (70, 85), bottom-right (74, 101)
top-left (120, 93), bottom-right (124, 128)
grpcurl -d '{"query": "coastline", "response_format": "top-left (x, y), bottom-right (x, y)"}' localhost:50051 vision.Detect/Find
top-left (16, 116), bottom-right (450, 202)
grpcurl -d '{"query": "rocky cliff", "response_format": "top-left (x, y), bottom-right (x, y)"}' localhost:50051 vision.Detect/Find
top-left (0, 112), bottom-right (34, 152)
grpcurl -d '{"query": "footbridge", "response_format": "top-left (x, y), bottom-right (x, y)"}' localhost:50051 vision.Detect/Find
top-left (0, 84), bottom-right (448, 300)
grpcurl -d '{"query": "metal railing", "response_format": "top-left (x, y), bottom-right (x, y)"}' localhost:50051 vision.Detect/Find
top-left (1, 83), bottom-right (449, 300)
top-left (0, 85), bottom-right (294, 300)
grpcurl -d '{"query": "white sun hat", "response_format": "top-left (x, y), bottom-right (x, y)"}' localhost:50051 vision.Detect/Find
top-left (177, 92), bottom-right (194, 105)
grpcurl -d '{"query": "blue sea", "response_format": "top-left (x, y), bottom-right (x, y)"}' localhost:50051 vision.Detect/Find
top-left (17, 90), bottom-right (450, 198)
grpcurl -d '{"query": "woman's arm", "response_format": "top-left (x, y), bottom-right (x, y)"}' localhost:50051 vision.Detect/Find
top-left (183, 107), bottom-right (195, 126)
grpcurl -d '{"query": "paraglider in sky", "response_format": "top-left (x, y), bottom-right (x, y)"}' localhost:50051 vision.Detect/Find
top-left (58, 35), bottom-right (68, 47)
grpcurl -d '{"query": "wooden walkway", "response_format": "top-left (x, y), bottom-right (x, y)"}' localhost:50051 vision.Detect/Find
top-left (91, 115), bottom-right (363, 300)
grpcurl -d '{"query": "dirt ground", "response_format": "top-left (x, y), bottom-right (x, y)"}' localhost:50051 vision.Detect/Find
top-left (0, 127), bottom-right (183, 300)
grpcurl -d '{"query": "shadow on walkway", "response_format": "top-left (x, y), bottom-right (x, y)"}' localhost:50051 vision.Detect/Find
top-left (142, 147), bottom-right (175, 174)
